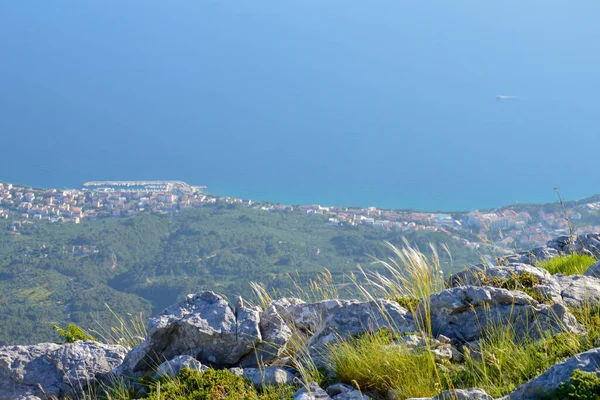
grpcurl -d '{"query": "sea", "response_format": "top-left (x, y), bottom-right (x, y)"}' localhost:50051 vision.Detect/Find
top-left (1, 1), bottom-right (599, 212)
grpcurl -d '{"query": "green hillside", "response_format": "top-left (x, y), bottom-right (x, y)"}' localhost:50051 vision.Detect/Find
top-left (0, 204), bottom-right (478, 345)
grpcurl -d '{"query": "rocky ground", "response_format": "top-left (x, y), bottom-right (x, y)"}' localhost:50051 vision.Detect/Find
top-left (4, 234), bottom-right (600, 400)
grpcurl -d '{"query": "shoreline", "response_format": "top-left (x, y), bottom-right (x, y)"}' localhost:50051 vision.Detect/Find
top-left (1, 178), bottom-right (598, 214)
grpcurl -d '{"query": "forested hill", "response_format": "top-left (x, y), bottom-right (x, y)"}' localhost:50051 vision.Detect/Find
top-left (0, 204), bottom-right (479, 345)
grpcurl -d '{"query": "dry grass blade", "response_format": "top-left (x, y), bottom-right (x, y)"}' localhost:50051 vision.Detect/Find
top-left (90, 303), bottom-right (147, 348)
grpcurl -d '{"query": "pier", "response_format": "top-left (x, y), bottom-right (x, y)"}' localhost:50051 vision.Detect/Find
top-left (82, 180), bottom-right (204, 194)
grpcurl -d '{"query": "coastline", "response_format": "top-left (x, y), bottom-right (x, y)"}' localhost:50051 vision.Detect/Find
top-left (1, 178), bottom-right (598, 214)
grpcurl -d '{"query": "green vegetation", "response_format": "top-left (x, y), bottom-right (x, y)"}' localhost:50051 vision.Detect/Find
top-left (480, 271), bottom-right (550, 303)
top-left (328, 330), bottom-right (439, 398)
top-left (0, 205), bottom-right (476, 345)
top-left (53, 323), bottom-right (96, 343)
top-left (324, 243), bottom-right (600, 399)
top-left (92, 368), bottom-right (298, 400)
top-left (327, 311), bottom-right (593, 399)
top-left (536, 254), bottom-right (596, 275)
top-left (393, 295), bottom-right (421, 311)
top-left (141, 369), bottom-right (296, 400)
top-left (556, 369), bottom-right (600, 400)
top-left (453, 330), bottom-right (581, 397)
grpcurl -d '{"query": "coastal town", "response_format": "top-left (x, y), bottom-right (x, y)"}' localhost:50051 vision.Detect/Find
top-left (2, 180), bottom-right (600, 253)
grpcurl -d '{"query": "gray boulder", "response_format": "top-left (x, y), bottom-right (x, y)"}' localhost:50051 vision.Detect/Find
top-left (396, 334), bottom-right (456, 362)
top-left (584, 260), bottom-right (600, 279)
top-left (229, 366), bottom-right (297, 387)
top-left (433, 388), bottom-right (493, 400)
top-left (293, 382), bottom-right (332, 400)
top-left (423, 286), bottom-right (584, 342)
top-left (0, 341), bottom-right (127, 399)
top-left (555, 274), bottom-right (600, 308)
top-left (508, 347), bottom-right (600, 399)
top-left (305, 299), bottom-right (414, 361)
top-left (239, 304), bottom-right (293, 367)
top-left (326, 383), bottom-right (370, 399)
top-left (119, 291), bottom-right (268, 376)
top-left (502, 246), bottom-right (560, 266)
top-left (448, 263), bottom-right (563, 303)
top-left (499, 234), bottom-right (600, 267)
top-left (547, 235), bottom-right (596, 257)
top-left (153, 355), bottom-right (207, 379)
top-left (274, 299), bottom-right (343, 334)
top-left (406, 388), bottom-right (493, 400)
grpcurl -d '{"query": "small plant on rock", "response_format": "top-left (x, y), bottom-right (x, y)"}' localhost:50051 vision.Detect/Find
top-left (393, 295), bottom-right (421, 311)
top-left (555, 369), bottom-right (600, 399)
top-left (53, 323), bottom-right (96, 343)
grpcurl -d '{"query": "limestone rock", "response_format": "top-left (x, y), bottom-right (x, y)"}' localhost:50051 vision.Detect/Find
top-left (239, 304), bottom-right (293, 367)
top-left (498, 234), bottom-right (600, 266)
top-left (502, 246), bottom-right (559, 266)
top-left (326, 383), bottom-right (370, 399)
top-left (153, 355), bottom-right (207, 379)
top-left (584, 260), bottom-right (600, 279)
top-left (119, 291), bottom-right (262, 376)
top-left (0, 341), bottom-right (127, 399)
top-left (423, 286), bottom-right (584, 342)
top-left (305, 299), bottom-right (414, 361)
top-left (555, 274), bottom-right (600, 308)
top-left (508, 347), bottom-right (600, 399)
top-left (448, 263), bottom-right (563, 303)
top-left (293, 382), bottom-right (332, 400)
top-left (229, 366), bottom-right (297, 387)
top-left (276, 299), bottom-right (346, 334)
top-left (433, 388), bottom-right (493, 400)
top-left (396, 335), bottom-right (456, 362)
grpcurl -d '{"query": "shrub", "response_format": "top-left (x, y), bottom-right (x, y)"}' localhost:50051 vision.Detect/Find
top-left (393, 295), bottom-right (421, 311)
top-left (536, 254), bottom-right (596, 275)
top-left (53, 323), bottom-right (96, 343)
top-left (555, 369), bottom-right (600, 399)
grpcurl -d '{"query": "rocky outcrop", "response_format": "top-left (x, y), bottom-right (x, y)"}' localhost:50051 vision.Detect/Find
top-left (449, 260), bottom-right (600, 310)
top-left (239, 303), bottom-right (293, 367)
top-left (229, 366), bottom-right (297, 387)
top-left (154, 355), bottom-right (207, 379)
top-left (584, 260), bottom-right (600, 278)
top-left (406, 388), bottom-right (494, 400)
top-left (433, 388), bottom-right (494, 400)
top-left (0, 341), bottom-right (127, 399)
top-left (500, 234), bottom-right (600, 265)
top-left (448, 263), bottom-right (563, 303)
top-left (555, 274), bottom-right (600, 308)
top-left (4, 233), bottom-right (600, 400)
top-left (119, 291), bottom-right (291, 376)
top-left (293, 382), bottom-right (332, 400)
top-left (507, 347), bottom-right (600, 399)
top-left (326, 383), bottom-right (370, 399)
top-left (304, 299), bottom-right (414, 360)
top-left (422, 286), bottom-right (584, 342)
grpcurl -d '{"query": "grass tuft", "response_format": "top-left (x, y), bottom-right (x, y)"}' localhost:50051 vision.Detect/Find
top-left (327, 329), bottom-right (439, 398)
top-left (536, 254), bottom-right (596, 275)
top-left (90, 303), bottom-right (147, 349)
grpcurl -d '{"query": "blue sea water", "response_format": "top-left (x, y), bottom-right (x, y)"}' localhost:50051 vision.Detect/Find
top-left (1, 1), bottom-right (599, 211)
